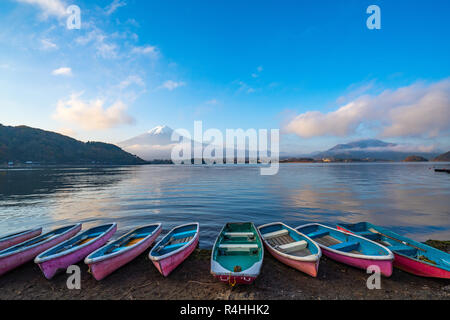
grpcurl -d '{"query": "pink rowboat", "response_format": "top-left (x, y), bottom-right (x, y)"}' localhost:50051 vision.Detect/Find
top-left (337, 222), bottom-right (450, 279)
top-left (0, 227), bottom-right (43, 251)
top-left (296, 223), bottom-right (394, 277)
top-left (0, 224), bottom-right (81, 277)
top-left (35, 223), bottom-right (117, 279)
top-left (149, 223), bottom-right (199, 277)
top-left (258, 222), bottom-right (322, 277)
top-left (85, 223), bottom-right (162, 280)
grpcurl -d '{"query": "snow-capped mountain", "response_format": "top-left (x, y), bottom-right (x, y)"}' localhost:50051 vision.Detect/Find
top-left (118, 125), bottom-right (182, 160)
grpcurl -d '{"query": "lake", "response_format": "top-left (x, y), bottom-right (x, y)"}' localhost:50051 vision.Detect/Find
top-left (0, 163), bottom-right (449, 247)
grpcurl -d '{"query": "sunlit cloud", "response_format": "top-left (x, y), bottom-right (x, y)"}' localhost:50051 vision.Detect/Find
top-left (284, 79), bottom-right (450, 139)
top-left (15, 0), bottom-right (67, 18)
top-left (53, 93), bottom-right (135, 130)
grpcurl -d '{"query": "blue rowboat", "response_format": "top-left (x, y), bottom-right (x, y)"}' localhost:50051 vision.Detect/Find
top-left (337, 222), bottom-right (450, 279)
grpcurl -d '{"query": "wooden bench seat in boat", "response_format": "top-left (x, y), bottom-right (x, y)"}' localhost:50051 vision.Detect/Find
top-left (387, 245), bottom-right (417, 255)
top-left (171, 230), bottom-right (196, 239)
top-left (307, 230), bottom-right (329, 239)
top-left (224, 232), bottom-right (255, 238)
top-left (329, 241), bottom-right (360, 252)
top-left (219, 244), bottom-right (259, 252)
top-left (278, 240), bottom-right (307, 253)
top-left (262, 229), bottom-right (289, 240)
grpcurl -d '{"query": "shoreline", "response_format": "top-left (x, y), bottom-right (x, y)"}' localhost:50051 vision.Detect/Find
top-left (1, 161), bottom-right (450, 169)
top-left (1, 245), bottom-right (449, 300)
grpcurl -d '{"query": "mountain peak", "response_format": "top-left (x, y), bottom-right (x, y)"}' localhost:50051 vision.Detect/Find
top-left (147, 125), bottom-right (172, 135)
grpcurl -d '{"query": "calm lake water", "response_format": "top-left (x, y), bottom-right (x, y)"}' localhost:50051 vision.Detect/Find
top-left (1, 163), bottom-right (449, 247)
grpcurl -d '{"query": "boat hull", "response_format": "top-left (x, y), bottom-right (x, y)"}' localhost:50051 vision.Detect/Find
top-left (0, 229), bottom-right (42, 252)
top-left (263, 242), bottom-right (319, 277)
top-left (393, 253), bottom-right (450, 279)
top-left (0, 225), bottom-right (81, 277)
top-left (88, 228), bottom-right (162, 280)
top-left (213, 274), bottom-right (257, 285)
top-left (37, 226), bottom-right (116, 279)
top-left (337, 225), bottom-right (450, 279)
top-left (151, 234), bottom-right (198, 277)
top-left (321, 246), bottom-right (393, 277)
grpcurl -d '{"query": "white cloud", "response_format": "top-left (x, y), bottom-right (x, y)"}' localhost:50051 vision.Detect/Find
top-left (52, 67), bottom-right (72, 76)
top-left (53, 93), bottom-right (135, 130)
top-left (252, 66), bottom-right (263, 78)
top-left (159, 80), bottom-right (186, 91)
top-left (16, 0), bottom-right (67, 18)
top-left (41, 39), bottom-right (58, 50)
top-left (119, 75), bottom-right (145, 89)
top-left (105, 0), bottom-right (126, 15)
top-left (75, 29), bottom-right (119, 59)
top-left (131, 45), bottom-right (158, 57)
top-left (284, 79), bottom-right (450, 139)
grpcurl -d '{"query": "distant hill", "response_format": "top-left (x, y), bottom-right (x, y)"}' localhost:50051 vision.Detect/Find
top-left (404, 155), bottom-right (428, 162)
top-left (0, 124), bottom-right (145, 165)
top-left (434, 151), bottom-right (450, 162)
top-left (313, 139), bottom-right (437, 161)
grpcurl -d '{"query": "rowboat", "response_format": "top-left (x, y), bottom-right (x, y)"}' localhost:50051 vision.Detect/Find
top-left (0, 227), bottom-right (43, 251)
top-left (211, 222), bottom-right (263, 285)
top-left (0, 224), bottom-right (81, 277)
top-left (35, 223), bottom-right (117, 279)
top-left (258, 222), bottom-right (321, 277)
top-left (149, 223), bottom-right (199, 277)
top-left (337, 222), bottom-right (450, 279)
top-left (296, 223), bottom-right (394, 277)
top-left (85, 223), bottom-right (162, 280)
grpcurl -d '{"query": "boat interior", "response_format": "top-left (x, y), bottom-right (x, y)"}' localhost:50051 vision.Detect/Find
top-left (38, 224), bottom-right (113, 258)
top-left (152, 224), bottom-right (197, 257)
top-left (214, 222), bottom-right (262, 272)
top-left (90, 225), bottom-right (160, 258)
top-left (0, 225), bottom-right (78, 255)
top-left (297, 224), bottom-right (389, 256)
top-left (259, 224), bottom-right (318, 257)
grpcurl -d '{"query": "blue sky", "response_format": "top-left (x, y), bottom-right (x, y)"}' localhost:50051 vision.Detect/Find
top-left (0, 0), bottom-right (449, 153)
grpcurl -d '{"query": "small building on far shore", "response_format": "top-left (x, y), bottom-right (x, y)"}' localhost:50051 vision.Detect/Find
top-left (7, 161), bottom-right (14, 166)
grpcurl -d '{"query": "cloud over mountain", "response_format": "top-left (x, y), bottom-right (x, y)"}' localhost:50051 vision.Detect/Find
top-left (53, 93), bottom-right (135, 130)
top-left (284, 79), bottom-right (450, 139)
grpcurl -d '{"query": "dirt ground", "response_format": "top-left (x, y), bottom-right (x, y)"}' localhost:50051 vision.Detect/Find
top-left (0, 246), bottom-right (449, 300)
